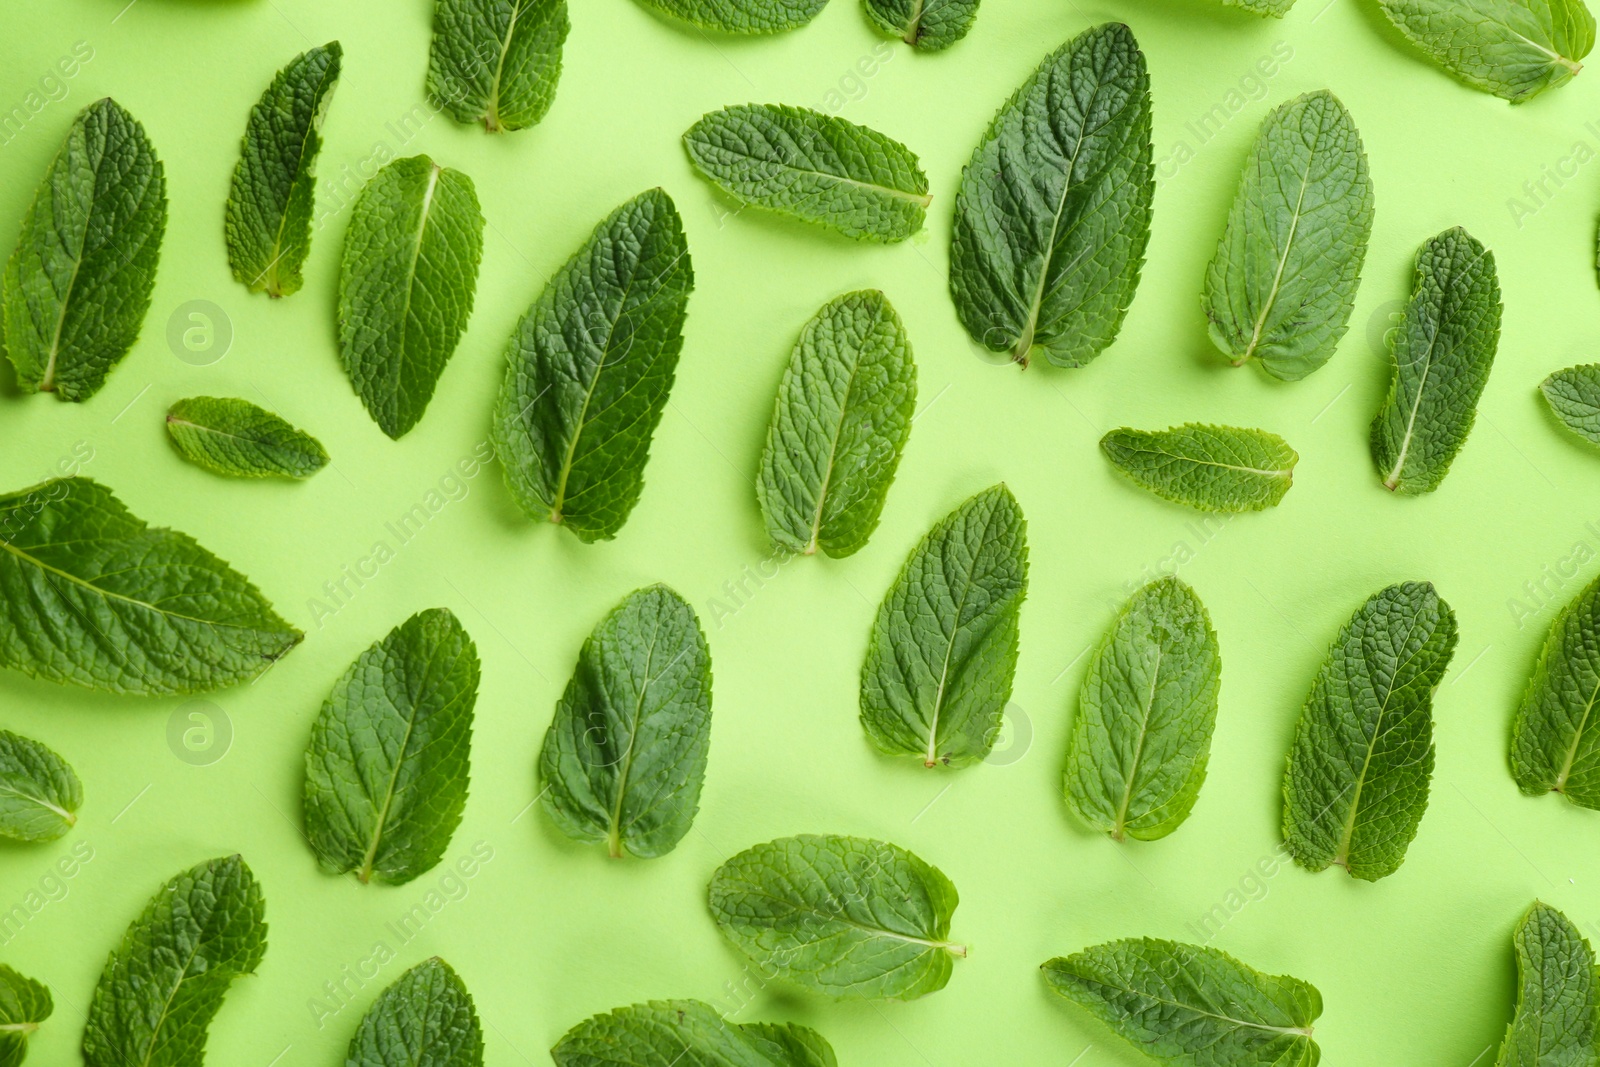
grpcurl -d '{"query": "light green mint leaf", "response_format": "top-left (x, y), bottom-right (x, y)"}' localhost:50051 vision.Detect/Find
top-left (552, 999), bottom-right (838, 1067)
top-left (860, 485), bottom-right (1028, 767)
top-left (346, 958), bottom-right (483, 1067)
top-left (1540, 364), bottom-right (1600, 445)
top-left (863, 0), bottom-right (979, 49)
top-left (1370, 227), bottom-right (1501, 494)
top-left (1495, 902), bottom-right (1598, 1066)
top-left (428, 0), bottom-right (569, 133)
top-left (82, 855), bottom-right (266, 1067)
top-left (2, 98), bottom-right (166, 402)
top-left (0, 730), bottom-right (80, 843)
top-left (1203, 91), bottom-right (1373, 381)
top-left (540, 585), bottom-right (711, 859)
top-left (304, 608), bottom-right (480, 885)
top-left (1377, 0), bottom-right (1593, 101)
top-left (1282, 581), bottom-right (1457, 881)
top-left (0, 965), bottom-right (51, 1067)
top-left (224, 43), bottom-right (341, 298)
top-left (337, 155), bottom-right (485, 439)
top-left (166, 396), bottom-right (329, 480)
top-left (1100, 424), bottom-right (1297, 513)
top-left (632, 0), bottom-right (828, 33)
top-left (757, 290), bottom-right (916, 558)
top-left (1042, 938), bottom-right (1322, 1066)
top-left (708, 833), bottom-right (965, 1000)
top-left (0, 477), bottom-right (302, 694)
top-left (950, 23), bottom-right (1153, 368)
top-left (1511, 572), bottom-right (1600, 807)
top-left (683, 104), bottom-right (930, 242)
top-left (1223, 0), bottom-right (1297, 15)
top-left (492, 188), bottom-right (693, 542)
top-left (1064, 578), bottom-right (1220, 842)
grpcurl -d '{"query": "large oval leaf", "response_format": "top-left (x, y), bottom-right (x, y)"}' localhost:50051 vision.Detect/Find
top-left (552, 999), bottom-right (837, 1067)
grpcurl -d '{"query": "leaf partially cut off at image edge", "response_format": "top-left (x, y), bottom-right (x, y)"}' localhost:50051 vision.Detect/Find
top-left (1494, 902), bottom-right (1599, 1067)
top-left (552, 999), bottom-right (837, 1067)
top-left (0, 730), bottom-right (81, 843)
top-left (428, 0), bottom-right (570, 133)
top-left (1540, 364), bottom-right (1600, 446)
top-left (1511, 571), bottom-right (1600, 808)
top-left (632, 0), bottom-right (828, 33)
top-left (1376, 0), bottom-right (1594, 102)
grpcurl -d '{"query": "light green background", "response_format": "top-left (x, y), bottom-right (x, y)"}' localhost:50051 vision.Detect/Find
top-left (0, 0), bottom-right (1596, 1062)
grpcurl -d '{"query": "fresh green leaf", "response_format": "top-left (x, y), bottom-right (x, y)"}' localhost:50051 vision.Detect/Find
top-left (683, 104), bottom-right (930, 242)
top-left (428, 0), bottom-right (569, 133)
top-left (1100, 424), bottom-right (1297, 513)
top-left (492, 188), bottom-right (693, 542)
top-left (224, 42), bottom-right (341, 297)
top-left (337, 155), bottom-right (485, 439)
top-left (863, 0), bottom-right (979, 49)
top-left (1203, 91), bottom-right (1373, 381)
top-left (708, 833), bottom-right (965, 1000)
top-left (540, 585), bottom-right (711, 859)
top-left (1376, 0), bottom-right (1594, 102)
top-left (950, 22), bottom-right (1153, 368)
top-left (1540, 364), bottom-right (1600, 445)
top-left (0, 477), bottom-right (302, 694)
top-left (1370, 227), bottom-right (1501, 494)
top-left (166, 396), bottom-right (328, 480)
top-left (757, 290), bottom-right (916, 558)
top-left (860, 485), bottom-right (1028, 767)
top-left (632, 0), bottom-right (828, 33)
top-left (0, 965), bottom-right (50, 1067)
top-left (304, 608), bottom-right (480, 885)
top-left (82, 855), bottom-right (266, 1067)
top-left (1042, 938), bottom-right (1321, 1067)
top-left (2, 97), bottom-right (166, 401)
top-left (552, 999), bottom-right (838, 1067)
top-left (1282, 581), bottom-right (1458, 881)
top-left (1511, 572), bottom-right (1600, 807)
top-left (0, 730), bottom-right (80, 842)
top-left (346, 958), bottom-right (483, 1067)
top-left (1495, 902), bottom-right (1598, 1067)
top-left (1064, 578), bottom-right (1220, 842)
top-left (1223, 0), bottom-right (1297, 15)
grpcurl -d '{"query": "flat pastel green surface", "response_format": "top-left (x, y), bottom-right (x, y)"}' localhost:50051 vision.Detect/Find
top-left (0, 1), bottom-right (1596, 1063)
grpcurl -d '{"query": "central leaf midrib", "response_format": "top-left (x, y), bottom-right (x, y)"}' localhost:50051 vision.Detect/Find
top-left (923, 497), bottom-right (1007, 766)
top-left (1067, 973), bottom-right (1314, 1039)
top-left (1239, 113), bottom-right (1325, 364)
top-left (802, 308), bottom-right (881, 553)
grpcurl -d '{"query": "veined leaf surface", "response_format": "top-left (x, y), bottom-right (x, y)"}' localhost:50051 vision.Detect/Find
top-left (0, 965), bottom-right (50, 1067)
top-left (346, 958), bottom-right (483, 1067)
top-left (0, 730), bottom-right (80, 843)
top-left (1495, 902), bottom-right (1599, 1067)
top-left (428, 0), bottom-right (569, 132)
top-left (1100, 424), bottom-right (1297, 513)
top-left (863, 0), bottom-right (980, 49)
top-left (166, 396), bottom-right (328, 479)
top-left (1540, 364), bottom-right (1600, 445)
top-left (1511, 572), bottom-right (1600, 807)
top-left (1377, 0), bottom-right (1594, 101)
top-left (632, 0), bottom-right (828, 33)
top-left (552, 999), bottom-right (837, 1067)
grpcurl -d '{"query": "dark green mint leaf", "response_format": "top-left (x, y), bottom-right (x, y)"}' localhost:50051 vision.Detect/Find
top-left (166, 396), bottom-right (328, 480)
top-left (0, 730), bottom-right (80, 842)
top-left (863, 0), bottom-right (979, 49)
top-left (346, 958), bottom-right (483, 1067)
top-left (632, 0), bottom-right (828, 33)
top-left (1377, 0), bottom-right (1594, 101)
top-left (2, 97), bottom-right (166, 401)
top-left (0, 965), bottom-right (50, 1067)
top-left (553, 1000), bottom-right (837, 1067)
top-left (428, 0), bottom-right (569, 133)
top-left (1540, 364), bottom-right (1600, 446)
top-left (1495, 902), bottom-right (1598, 1066)
top-left (304, 608), bottom-right (480, 885)
top-left (1100, 424), bottom-right (1297, 513)
top-left (1511, 572), bottom-right (1600, 807)
top-left (492, 188), bottom-right (693, 542)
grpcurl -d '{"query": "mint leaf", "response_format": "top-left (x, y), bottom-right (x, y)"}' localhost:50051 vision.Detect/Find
top-left (492, 188), bottom-right (693, 542)
top-left (0, 477), bottom-right (302, 694)
top-left (1496, 902), bottom-right (1598, 1066)
top-left (0, 965), bottom-right (50, 1067)
top-left (304, 608), bottom-right (480, 885)
top-left (428, 0), bottom-right (569, 133)
top-left (950, 22), bottom-right (1153, 368)
top-left (1540, 364), bottom-right (1600, 445)
top-left (1042, 938), bottom-right (1321, 1066)
top-left (1511, 573), bottom-right (1600, 807)
top-left (1203, 91), bottom-right (1373, 381)
top-left (1377, 0), bottom-right (1594, 101)
top-left (224, 43), bottom-right (341, 298)
top-left (708, 833), bottom-right (965, 1000)
top-left (552, 999), bottom-right (837, 1067)
top-left (82, 855), bottom-right (266, 1067)
top-left (166, 396), bottom-right (328, 480)
top-left (3, 98), bottom-right (166, 401)
top-left (1224, 0), bottom-right (1297, 15)
top-left (632, 0), bottom-right (828, 33)
top-left (1064, 578), bottom-right (1220, 842)
top-left (0, 730), bottom-right (80, 843)
top-left (1371, 227), bottom-right (1501, 494)
top-left (860, 485), bottom-right (1028, 767)
top-left (1282, 581), bottom-right (1458, 881)
top-left (1100, 424), bottom-right (1297, 513)
top-left (863, 0), bottom-right (979, 49)
top-left (346, 958), bottom-right (483, 1067)
top-left (683, 104), bottom-right (930, 242)
top-left (540, 585), bottom-right (711, 859)
top-left (758, 290), bottom-right (916, 557)
top-left (337, 155), bottom-right (485, 439)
